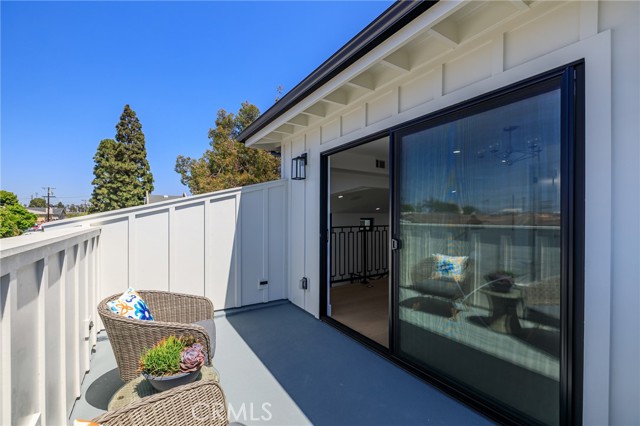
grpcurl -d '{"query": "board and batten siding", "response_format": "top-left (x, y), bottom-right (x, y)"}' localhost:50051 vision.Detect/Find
top-left (0, 228), bottom-right (100, 426)
top-left (44, 180), bottom-right (288, 312)
top-left (276, 1), bottom-right (638, 425)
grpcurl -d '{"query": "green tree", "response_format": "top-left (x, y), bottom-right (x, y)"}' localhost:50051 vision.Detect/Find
top-left (56, 201), bottom-right (65, 209)
top-left (0, 191), bottom-right (19, 207)
top-left (29, 197), bottom-right (47, 208)
top-left (89, 105), bottom-right (154, 212)
top-left (115, 104), bottom-right (154, 203)
top-left (175, 102), bottom-right (280, 194)
top-left (90, 138), bottom-right (119, 212)
top-left (462, 205), bottom-right (478, 215)
top-left (0, 190), bottom-right (37, 237)
top-left (420, 197), bottom-right (461, 213)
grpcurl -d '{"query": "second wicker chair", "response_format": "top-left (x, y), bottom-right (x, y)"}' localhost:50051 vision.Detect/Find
top-left (92, 380), bottom-right (229, 426)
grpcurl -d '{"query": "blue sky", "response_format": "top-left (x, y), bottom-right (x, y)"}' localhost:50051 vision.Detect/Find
top-left (1, 1), bottom-right (392, 205)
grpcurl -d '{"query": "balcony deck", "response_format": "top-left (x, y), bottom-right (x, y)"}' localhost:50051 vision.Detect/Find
top-left (70, 301), bottom-right (489, 425)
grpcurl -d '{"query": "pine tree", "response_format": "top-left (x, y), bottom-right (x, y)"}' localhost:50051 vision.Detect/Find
top-left (175, 102), bottom-right (280, 194)
top-left (115, 105), bottom-right (154, 206)
top-left (89, 105), bottom-right (154, 213)
top-left (89, 138), bottom-right (119, 212)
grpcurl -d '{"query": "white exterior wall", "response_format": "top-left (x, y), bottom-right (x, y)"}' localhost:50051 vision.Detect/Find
top-left (272, 1), bottom-right (638, 423)
top-left (0, 181), bottom-right (288, 424)
top-left (44, 180), bottom-right (288, 311)
top-left (600, 2), bottom-right (640, 424)
top-left (0, 228), bottom-right (100, 426)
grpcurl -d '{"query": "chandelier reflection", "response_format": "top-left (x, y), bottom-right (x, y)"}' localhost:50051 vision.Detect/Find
top-left (477, 125), bottom-right (542, 166)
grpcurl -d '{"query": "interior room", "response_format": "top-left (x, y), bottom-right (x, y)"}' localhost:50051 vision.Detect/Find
top-left (327, 137), bottom-right (390, 347)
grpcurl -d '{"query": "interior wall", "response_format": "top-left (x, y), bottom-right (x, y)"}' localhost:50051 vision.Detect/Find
top-left (330, 213), bottom-right (389, 228)
top-left (330, 151), bottom-right (388, 177)
top-left (329, 170), bottom-right (388, 195)
top-left (329, 137), bottom-right (390, 227)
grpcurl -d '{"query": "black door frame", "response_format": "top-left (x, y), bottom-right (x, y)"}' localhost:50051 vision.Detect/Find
top-left (319, 130), bottom-right (394, 355)
top-left (319, 62), bottom-right (584, 425)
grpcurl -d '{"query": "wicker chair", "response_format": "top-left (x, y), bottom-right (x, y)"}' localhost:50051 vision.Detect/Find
top-left (522, 276), bottom-right (561, 328)
top-left (98, 290), bottom-right (215, 382)
top-left (409, 256), bottom-right (474, 301)
top-left (92, 380), bottom-right (229, 426)
top-left (403, 256), bottom-right (474, 319)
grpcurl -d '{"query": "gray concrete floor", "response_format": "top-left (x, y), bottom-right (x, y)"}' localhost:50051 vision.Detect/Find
top-left (71, 301), bottom-right (490, 425)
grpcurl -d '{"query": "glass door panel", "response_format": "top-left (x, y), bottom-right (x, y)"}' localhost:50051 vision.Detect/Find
top-left (394, 83), bottom-right (562, 424)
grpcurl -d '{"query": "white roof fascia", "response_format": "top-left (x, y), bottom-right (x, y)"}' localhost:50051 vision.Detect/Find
top-left (245, 0), bottom-right (467, 147)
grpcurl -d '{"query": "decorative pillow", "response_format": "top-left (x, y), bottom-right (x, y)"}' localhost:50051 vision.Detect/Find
top-left (431, 254), bottom-right (468, 282)
top-left (73, 420), bottom-right (101, 426)
top-left (107, 287), bottom-right (154, 321)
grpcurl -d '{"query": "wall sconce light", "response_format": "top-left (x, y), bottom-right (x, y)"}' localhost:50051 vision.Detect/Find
top-left (291, 153), bottom-right (308, 180)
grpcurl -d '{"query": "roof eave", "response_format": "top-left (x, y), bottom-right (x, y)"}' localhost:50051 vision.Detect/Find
top-left (237, 0), bottom-right (440, 145)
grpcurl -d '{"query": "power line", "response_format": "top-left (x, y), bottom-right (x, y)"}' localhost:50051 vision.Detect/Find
top-left (42, 187), bottom-right (56, 222)
top-left (19, 195), bottom-right (91, 201)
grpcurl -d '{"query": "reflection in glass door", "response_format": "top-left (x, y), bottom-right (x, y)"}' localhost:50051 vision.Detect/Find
top-left (394, 80), bottom-right (563, 424)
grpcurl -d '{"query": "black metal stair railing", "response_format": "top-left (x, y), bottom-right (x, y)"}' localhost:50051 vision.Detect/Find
top-left (330, 225), bottom-right (389, 284)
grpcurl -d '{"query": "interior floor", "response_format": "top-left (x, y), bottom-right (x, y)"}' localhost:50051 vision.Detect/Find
top-left (329, 277), bottom-right (389, 347)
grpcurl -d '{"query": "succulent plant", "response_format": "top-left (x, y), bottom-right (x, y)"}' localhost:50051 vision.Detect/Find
top-left (180, 342), bottom-right (205, 372)
top-left (182, 335), bottom-right (197, 347)
top-left (139, 335), bottom-right (204, 377)
top-left (139, 335), bottom-right (185, 377)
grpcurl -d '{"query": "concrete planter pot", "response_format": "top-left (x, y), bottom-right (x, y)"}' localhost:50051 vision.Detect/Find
top-left (142, 367), bottom-right (201, 392)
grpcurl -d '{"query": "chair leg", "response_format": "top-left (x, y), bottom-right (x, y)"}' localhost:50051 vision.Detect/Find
top-left (449, 304), bottom-right (460, 321)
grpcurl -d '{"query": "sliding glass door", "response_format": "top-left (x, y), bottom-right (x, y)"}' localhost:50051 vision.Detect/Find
top-left (320, 65), bottom-right (581, 424)
top-left (393, 75), bottom-right (569, 425)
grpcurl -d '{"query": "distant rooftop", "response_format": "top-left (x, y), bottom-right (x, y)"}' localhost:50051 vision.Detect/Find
top-left (25, 206), bottom-right (65, 216)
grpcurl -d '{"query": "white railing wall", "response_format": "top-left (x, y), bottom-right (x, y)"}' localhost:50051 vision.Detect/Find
top-left (0, 180), bottom-right (288, 425)
top-left (44, 180), bottom-right (288, 311)
top-left (0, 228), bottom-right (101, 426)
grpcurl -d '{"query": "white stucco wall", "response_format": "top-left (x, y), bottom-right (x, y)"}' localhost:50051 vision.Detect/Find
top-left (275, 1), bottom-right (639, 423)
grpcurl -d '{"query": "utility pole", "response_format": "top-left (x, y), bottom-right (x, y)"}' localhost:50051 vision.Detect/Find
top-left (42, 187), bottom-right (56, 222)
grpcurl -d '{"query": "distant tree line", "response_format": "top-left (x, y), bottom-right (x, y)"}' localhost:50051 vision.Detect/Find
top-left (88, 101), bottom-right (279, 215)
top-left (401, 197), bottom-right (478, 215)
top-left (28, 197), bottom-right (47, 208)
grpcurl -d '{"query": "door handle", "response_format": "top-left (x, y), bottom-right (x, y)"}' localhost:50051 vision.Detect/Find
top-left (391, 238), bottom-right (402, 250)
